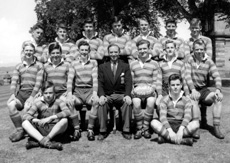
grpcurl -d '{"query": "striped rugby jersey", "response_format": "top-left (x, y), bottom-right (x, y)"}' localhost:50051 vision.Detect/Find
top-left (184, 35), bottom-right (212, 59)
top-left (185, 55), bottom-right (222, 91)
top-left (130, 57), bottom-right (161, 95)
top-left (21, 44), bottom-right (47, 63)
top-left (43, 39), bottom-right (75, 63)
top-left (34, 44), bottom-right (47, 63)
top-left (160, 93), bottom-right (192, 129)
top-left (10, 59), bottom-right (44, 97)
top-left (125, 32), bottom-right (159, 59)
top-left (103, 30), bottom-right (130, 56)
top-left (156, 36), bottom-right (185, 59)
top-left (71, 32), bottom-right (104, 60)
top-left (158, 57), bottom-right (192, 95)
top-left (43, 59), bottom-right (70, 93)
top-left (23, 97), bottom-right (70, 123)
top-left (67, 58), bottom-right (98, 92)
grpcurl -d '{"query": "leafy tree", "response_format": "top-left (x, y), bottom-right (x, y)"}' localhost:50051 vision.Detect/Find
top-left (34, 0), bottom-right (160, 43)
top-left (152, 0), bottom-right (230, 36)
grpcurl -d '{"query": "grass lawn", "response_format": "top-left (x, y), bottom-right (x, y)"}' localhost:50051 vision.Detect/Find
top-left (0, 85), bottom-right (230, 163)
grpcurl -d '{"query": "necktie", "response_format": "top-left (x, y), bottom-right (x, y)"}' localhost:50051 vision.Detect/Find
top-left (112, 63), bottom-right (116, 78)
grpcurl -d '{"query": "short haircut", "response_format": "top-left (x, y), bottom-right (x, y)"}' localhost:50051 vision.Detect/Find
top-left (138, 17), bottom-right (149, 26)
top-left (21, 40), bottom-right (35, 52)
top-left (107, 44), bottom-right (121, 53)
top-left (29, 23), bottom-right (44, 33)
top-left (193, 38), bottom-right (206, 50)
top-left (56, 23), bottom-right (69, 32)
top-left (168, 74), bottom-right (182, 84)
top-left (165, 39), bottom-right (176, 48)
top-left (84, 17), bottom-right (95, 27)
top-left (112, 16), bottom-right (123, 24)
top-left (48, 42), bottom-right (62, 54)
top-left (136, 40), bottom-right (150, 49)
top-left (78, 40), bottom-right (90, 50)
top-left (41, 81), bottom-right (55, 94)
top-left (165, 18), bottom-right (177, 26)
top-left (190, 18), bottom-right (201, 27)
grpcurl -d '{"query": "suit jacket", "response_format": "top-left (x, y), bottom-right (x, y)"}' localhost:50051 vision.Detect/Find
top-left (98, 59), bottom-right (132, 97)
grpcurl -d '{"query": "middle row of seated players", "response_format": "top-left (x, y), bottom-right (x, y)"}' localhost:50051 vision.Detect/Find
top-left (25, 17), bottom-right (213, 65)
top-left (19, 38), bottom-right (224, 149)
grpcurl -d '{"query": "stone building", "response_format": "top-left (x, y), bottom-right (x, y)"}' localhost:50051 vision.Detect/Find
top-left (212, 13), bottom-right (230, 81)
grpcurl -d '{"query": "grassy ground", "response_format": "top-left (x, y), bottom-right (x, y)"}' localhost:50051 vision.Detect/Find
top-left (0, 85), bottom-right (230, 163)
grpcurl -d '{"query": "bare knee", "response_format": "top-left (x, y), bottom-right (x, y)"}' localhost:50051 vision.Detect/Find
top-left (204, 92), bottom-right (216, 105)
top-left (151, 119), bottom-right (161, 130)
top-left (132, 98), bottom-right (141, 109)
top-left (22, 119), bottom-right (32, 129)
top-left (7, 101), bottom-right (18, 115)
top-left (58, 118), bottom-right (68, 129)
top-left (146, 97), bottom-right (155, 108)
top-left (189, 120), bottom-right (200, 130)
top-left (92, 100), bottom-right (99, 108)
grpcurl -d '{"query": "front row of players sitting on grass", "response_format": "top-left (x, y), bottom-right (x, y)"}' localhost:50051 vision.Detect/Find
top-left (7, 37), bottom-right (225, 150)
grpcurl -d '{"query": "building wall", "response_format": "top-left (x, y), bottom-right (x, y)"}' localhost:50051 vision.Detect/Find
top-left (213, 14), bottom-right (230, 78)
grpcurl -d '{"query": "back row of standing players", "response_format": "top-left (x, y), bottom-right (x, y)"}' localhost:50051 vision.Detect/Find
top-left (7, 16), bottom-right (224, 150)
top-left (21, 17), bottom-right (213, 64)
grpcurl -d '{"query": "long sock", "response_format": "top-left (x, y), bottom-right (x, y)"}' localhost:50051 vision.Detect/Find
top-left (158, 127), bottom-right (170, 140)
top-left (88, 114), bottom-right (97, 130)
top-left (192, 117), bottom-right (199, 122)
top-left (183, 127), bottom-right (192, 137)
top-left (134, 111), bottom-right (143, 130)
top-left (213, 117), bottom-right (221, 126)
top-left (70, 114), bottom-right (80, 130)
top-left (10, 112), bottom-right (23, 130)
top-left (143, 111), bottom-right (153, 130)
top-left (201, 105), bottom-right (207, 123)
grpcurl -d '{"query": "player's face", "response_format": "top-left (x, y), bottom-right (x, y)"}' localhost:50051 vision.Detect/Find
top-left (112, 21), bottom-right (123, 35)
top-left (57, 28), bottom-right (68, 40)
top-left (139, 20), bottom-right (149, 34)
top-left (166, 23), bottom-right (177, 34)
top-left (194, 43), bottom-right (205, 60)
top-left (50, 49), bottom-right (62, 62)
top-left (138, 43), bottom-right (149, 58)
top-left (169, 79), bottom-right (182, 94)
top-left (23, 45), bottom-right (35, 59)
top-left (109, 46), bottom-right (119, 62)
top-left (84, 23), bottom-right (94, 33)
top-left (190, 24), bottom-right (201, 37)
top-left (32, 28), bottom-right (43, 42)
top-left (79, 45), bottom-right (90, 59)
top-left (43, 87), bottom-right (55, 103)
top-left (165, 42), bottom-right (176, 57)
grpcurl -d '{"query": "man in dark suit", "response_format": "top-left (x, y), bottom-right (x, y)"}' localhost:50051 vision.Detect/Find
top-left (98, 44), bottom-right (132, 140)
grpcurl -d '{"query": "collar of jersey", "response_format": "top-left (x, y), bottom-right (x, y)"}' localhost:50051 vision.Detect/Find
top-left (82, 31), bottom-right (98, 40)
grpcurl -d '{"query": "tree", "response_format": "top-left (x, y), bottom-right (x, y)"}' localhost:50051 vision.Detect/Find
top-left (34, 0), bottom-right (160, 43)
top-left (152, 0), bottom-right (230, 36)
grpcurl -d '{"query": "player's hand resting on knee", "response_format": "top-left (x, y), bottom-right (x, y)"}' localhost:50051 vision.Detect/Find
top-left (123, 95), bottom-right (132, 105)
top-left (167, 128), bottom-right (177, 143)
top-left (66, 93), bottom-right (74, 108)
top-left (191, 89), bottom-right (200, 101)
top-left (175, 126), bottom-right (184, 144)
top-left (215, 89), bottom-right (223, 102)
top-left (99, 96), bottom-right (107, 105)
top-left (156, 95), bottom-right (163, 106)
top-left (39, 115), bottom-right (57, 127)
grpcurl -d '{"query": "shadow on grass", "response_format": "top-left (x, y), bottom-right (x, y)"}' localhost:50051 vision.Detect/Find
top-left (200, 123), bottom-right (220, 139)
